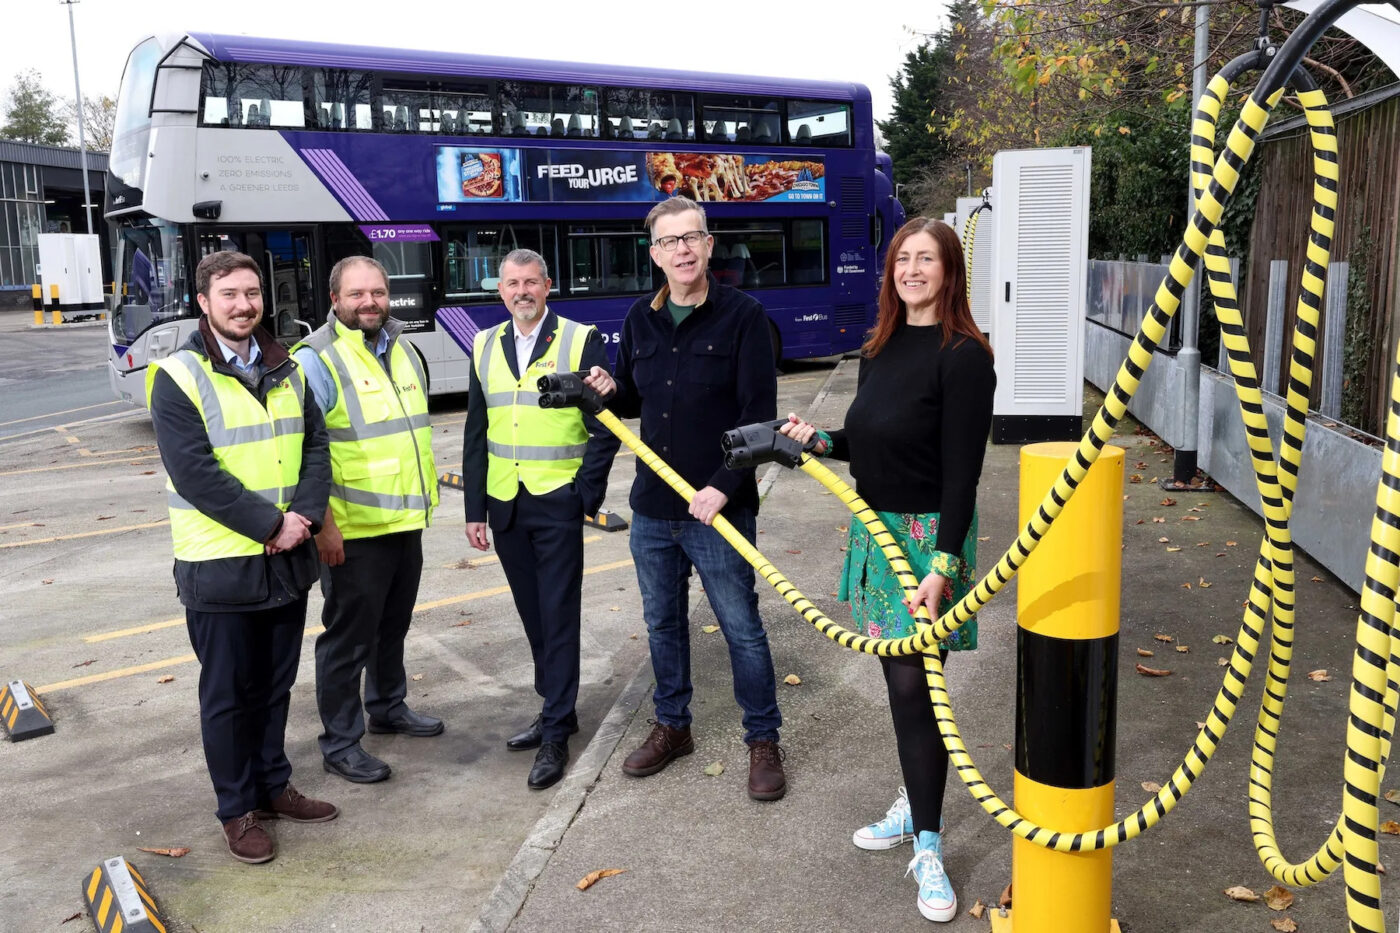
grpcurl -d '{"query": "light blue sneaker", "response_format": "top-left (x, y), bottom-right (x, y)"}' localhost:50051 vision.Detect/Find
top-left (852, 787), bottom-right (913, 850)
top-left (906, 830), bottom-right (957, 922)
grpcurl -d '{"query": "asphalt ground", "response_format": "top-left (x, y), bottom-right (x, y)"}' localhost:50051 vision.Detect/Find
top-left (0, 334), bottom-right (838, 933)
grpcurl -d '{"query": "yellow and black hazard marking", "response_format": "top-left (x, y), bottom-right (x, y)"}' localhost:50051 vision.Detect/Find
top-left (82, 857), bottom-right (167, 933)
top-left (438, 469), bottom-right (466, 490)
top-left (583, 508), bottom-right (629, 532)
top-left (1, 679), bottom-right (54, 741)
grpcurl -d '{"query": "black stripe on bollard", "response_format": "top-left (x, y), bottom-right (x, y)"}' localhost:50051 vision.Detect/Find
top-left (1015, 628), bottom-right (1118, 789)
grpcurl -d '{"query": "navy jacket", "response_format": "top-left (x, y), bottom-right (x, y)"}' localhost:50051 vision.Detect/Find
top-left (148, 319), bottom-right (331, 612)
top-left (462, 310), bottom-right (621, 529)
top-left (610, 274), bottom-right (775, 520)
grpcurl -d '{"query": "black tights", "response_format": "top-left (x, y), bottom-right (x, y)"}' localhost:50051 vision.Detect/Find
top-left (881, 651), bottom-right (949, 836)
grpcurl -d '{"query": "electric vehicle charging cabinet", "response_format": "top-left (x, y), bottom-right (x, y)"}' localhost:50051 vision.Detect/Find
top-left (942, 211), bottom-right (956, 226)
top-left (37, 233), bottom-right (103, 314)
top-left (955, 195), bottom-right (995, 338)
top-left (988, 146), bottom-right (1092, 444)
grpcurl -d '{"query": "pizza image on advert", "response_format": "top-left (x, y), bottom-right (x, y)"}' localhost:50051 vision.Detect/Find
top-left (460, 152), bottom-right (504, 198)
top-left (647, 152), bottom-right (823, 201)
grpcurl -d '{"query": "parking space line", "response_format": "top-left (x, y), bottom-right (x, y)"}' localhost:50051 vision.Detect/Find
top-left (0, 454), bottom-right (163, 477)
top-left (0, 401), bottom-right (123, 428)
top-left (0, 519), bottom-right (169, 550)
top-left (85, 617), bottom-right (184, 643)
top-left (39, 653), bottom-right (198, 693)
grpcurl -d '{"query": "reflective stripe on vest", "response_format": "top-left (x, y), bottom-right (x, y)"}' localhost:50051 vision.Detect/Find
top-left (148, 349), bottom-right (306, 562)
top-left (299, 319), bottom-right (438, 540)
top-left (473, 316), bottom-right (591, 501)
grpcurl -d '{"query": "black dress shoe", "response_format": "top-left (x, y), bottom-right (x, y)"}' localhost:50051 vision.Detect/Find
top-left (527, 741), bottom-right (569, 790)
top-left (508, 715), bottom-right (580, 751)
top-left (323, 745), bottom-right (391, 784)
top-left (367, 707), bottom-right (444, 737)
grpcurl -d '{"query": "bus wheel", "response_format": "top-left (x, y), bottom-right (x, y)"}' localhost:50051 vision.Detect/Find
top-left (769, 320), bottom-right (784, 372)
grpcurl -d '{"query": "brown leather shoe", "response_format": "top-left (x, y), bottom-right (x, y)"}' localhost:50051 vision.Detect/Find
top-left (747, 740), bottom-right (787, 801)
top-left (254, 784), bottom-right (339, 823)
top-left (223, 812), bottom-right (275, 864)
top-left (621, 721), bottom-right (695, 777)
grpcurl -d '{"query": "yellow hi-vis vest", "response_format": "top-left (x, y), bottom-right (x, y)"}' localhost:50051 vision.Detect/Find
top-left (298, 319), bottom-right (437, 540)
top-left (146, 349), bottom-right (306, 561)
top-left (473, 315), bottom-right (591, 502)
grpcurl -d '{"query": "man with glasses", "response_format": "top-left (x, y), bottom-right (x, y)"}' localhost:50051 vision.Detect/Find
top-left (606, 196), bottom-right (787, 801)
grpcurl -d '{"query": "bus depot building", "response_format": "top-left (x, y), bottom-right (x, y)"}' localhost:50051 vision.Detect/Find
top-left (0, 140), bottom-right (110, 311)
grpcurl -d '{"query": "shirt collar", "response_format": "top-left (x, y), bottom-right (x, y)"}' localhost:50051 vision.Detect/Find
top-left (213, 334), bottom-right (262, 370)
top-left (511, 308), bottom-right (551, 343)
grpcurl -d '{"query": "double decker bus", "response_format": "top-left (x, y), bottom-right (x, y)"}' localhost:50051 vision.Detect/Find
top-left (106, 33), bottom-right (904, 403)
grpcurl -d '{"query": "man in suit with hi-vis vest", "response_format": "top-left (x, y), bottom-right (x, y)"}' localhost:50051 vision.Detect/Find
top-left (462, 247), bottom-right (620, 790)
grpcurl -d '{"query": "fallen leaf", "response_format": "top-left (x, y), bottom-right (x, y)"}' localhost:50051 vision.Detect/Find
top-left (999, 883), bottom-right (1013, 908)
top-left (1264, 885), bottom-right (1294, 911)
top-left (141, 470), bottom-right (156, 475)
top-left (968, 900), bottom-right (986, 919)
top-left (1136, 461), bottom-right (1148, 469)
top-left (701, 624), bottom-right (720, 634)
top-left (1196, 721), bottom-right (1207, 729)
top-left (1153, 517), bottom-right (1166, 523)
top-left (1379, 862), bottom-right (1387, 874)
top-left (42, 578), bottom-right (54, 585)
top-left (1167, 547), bottom-right (1182, 552)
top-left (96, 515), bottom-right (115, 521)
top-left (1141, 781), bottom-right (1161, 793)
top-left (1384, 789), bottom-right (1400, 806)
top-left (1188, 506), bottom-right (1203, 512)
top-left (72, 659), bottom-right (96, 668)
top-left (786, 549), bottom-right (802, 555)
top-left (1182, 515), bottom-right (1201, 521)
top-left (411, 673), bottom-right (424, 682)
top-left (977, 535), bottom-right (989, 541)
top-left (1216, 552), bottom-right (1226, 557)
top-left (1310, 576), bottom-right (1323, 583)
top-left (703, 760), bottom-right (725, 776)
top-left (1213, 634), bottom-right (1233, 645)
top-left (1135, 519), bottom-right (1145, 525)
top-left (1182, 582), bottom-right (1192, 589)
top-left (1149, 476), bottom-right (1159, 483)
top-left (1307, 669), bottom-right (1331, 682)
top-left (1196, 542), bottom-right (1209, 547)
top-left (137, 846), bottom-right (191, 858)
top-left (1161, 497), bottom-right (1177, 507)
top-left (157, 675), bottom-right (175, 684)
top-left (1130, 474), bottom-right (1143, 484)
top-left (450, 619), bottom-right (472, 627)
top-left (609, 606), bottom-right (620, 612)
top-left (1271, 918), bottom-right (1298, 932)
top-left (1382, 820), bottom-right (1400, 835)
top-left (1224, 885), bottom-right (1260, 902)
top-left (1218, 658), bottom-right (1230, 667)
top-left (1154, 633), bottom-right (1174, 643)
top-left (1199, 578), bottom-right (1212, 588)
top-left (575, 868), bottom-right (627, 891)
top-left (629, 633), bottom-right (638, 639)
top-left (783, 674), bottom-right (802, 686)
top-left (1136, 664), bottom-right (1173, 677)
top-left (1158, 536), bottom-right (1170, 543)
top-left (1137, 648), bottom-right (1155, 657)
top-left (1226, 540), bottom-right (1238, 547)
top-left (60, 913), bottom-right (82, 925)
top-left (1176, 645), bottom-right (1190, 653)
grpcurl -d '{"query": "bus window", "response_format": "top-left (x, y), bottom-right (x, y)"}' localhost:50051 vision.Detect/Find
top-left (312, 69), bottom-right (373, 130)
top-left (604, 88), bottom-right (693, 143)
top-left (786, 100), bottom-right (851, 147)
top-left (711, 223), bottom-right (784, 287)
top-left (378, 79), bottom-right (434, 133)
top-left (791, 219), bottom-right (826, 283)
top-left (442, 224), bottom-right (559, 301)
top-left (498, 82), bottom-right (600, 139)
top-left (564, 228), bottom-right (653, 295)
top-left (434, 80), bottom-right (493, 136)
top-left (700, 96), bottom-right (781, 145)
top-left (114, 219), bottom-right (190, 343)
top-left (202, 64), bottom-right (306, 128)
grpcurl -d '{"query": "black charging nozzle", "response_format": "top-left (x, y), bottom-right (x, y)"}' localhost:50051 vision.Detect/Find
top-left (721, 419), bottom-right (820, 470)
top-left (537, 372), bottom-right (604, 414)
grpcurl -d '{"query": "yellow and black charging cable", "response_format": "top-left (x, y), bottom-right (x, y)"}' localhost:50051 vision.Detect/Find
top-left (960, 198), bottom-right (990, 304)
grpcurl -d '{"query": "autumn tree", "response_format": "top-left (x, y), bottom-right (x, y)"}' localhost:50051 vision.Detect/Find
top-left (2, 70), bottom-right (70, 146)
top-left (66, 94), bottom-right (117, 151)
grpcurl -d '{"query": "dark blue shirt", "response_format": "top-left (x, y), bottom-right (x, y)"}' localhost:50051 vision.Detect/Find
top-left (611, 273), bottom-right (776, 520)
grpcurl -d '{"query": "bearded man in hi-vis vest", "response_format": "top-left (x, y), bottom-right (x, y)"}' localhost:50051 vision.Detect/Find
top-left (148, 250), bottom-right (338, 866)
top-left (462, 248), bottom-right (620, 790)
top-left (293, 256), bottom-right (441, 786)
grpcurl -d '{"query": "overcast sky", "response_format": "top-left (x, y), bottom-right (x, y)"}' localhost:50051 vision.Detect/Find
top-left (6, 0), bottom-right (952, 130)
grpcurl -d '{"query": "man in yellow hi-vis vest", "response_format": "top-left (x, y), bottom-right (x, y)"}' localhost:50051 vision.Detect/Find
top-left (462, 248), bottom-right (619, 790)
top-left (148, 251), bottom-right (337, 866)
top-left (293, 257), bottom-right (440, 785)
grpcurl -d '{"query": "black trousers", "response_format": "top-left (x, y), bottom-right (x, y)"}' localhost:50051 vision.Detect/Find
top-left (883, 650), bottom-right (951, 836)
top-left (314, 529), bottom-right (423, 757)
top-left (186, 596), bottom-right (307, 824)
top-left (493, 485), bottom-right (584, 743)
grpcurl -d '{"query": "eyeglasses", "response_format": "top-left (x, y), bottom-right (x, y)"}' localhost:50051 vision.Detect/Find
top-left (652, 231), bottom-right (708, 251)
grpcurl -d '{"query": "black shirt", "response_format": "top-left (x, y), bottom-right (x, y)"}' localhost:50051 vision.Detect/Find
top-left (611, 274), bottom-right (776, 520)
top-left (826, 323), bottom-right (995, 556)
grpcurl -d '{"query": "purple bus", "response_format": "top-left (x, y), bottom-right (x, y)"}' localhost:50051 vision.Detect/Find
top-left (106, 33), bottom-right (904, 402)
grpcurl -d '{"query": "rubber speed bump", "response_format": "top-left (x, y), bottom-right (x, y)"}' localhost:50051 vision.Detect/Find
top-left (1, 679), bottom-right (53, 741)
top-left (438, 469), bottom-right (466, 491)
top-left (584, 509), bottom-right (629, 532)
top-left (83, 856), bottom-right (167, 933)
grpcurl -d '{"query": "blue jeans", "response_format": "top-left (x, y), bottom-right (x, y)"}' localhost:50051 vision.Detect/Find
top-left (629, 509), bottom-right (781, 743)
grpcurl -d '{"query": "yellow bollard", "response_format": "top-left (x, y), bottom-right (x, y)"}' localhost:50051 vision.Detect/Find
top-left (995, 442), bottom-right (1123, 933)
top-left (49, 284), bottom-right (62, 326)
top-left (32, 284), bottom-right (43, 326)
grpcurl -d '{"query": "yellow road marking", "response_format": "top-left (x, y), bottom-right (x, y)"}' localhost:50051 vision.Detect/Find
top-left (85, 617), bottom-right (185, 643)
top-left (779, 377), bottom-right (816, 384)
top-left (0, 520), bottom-right (45, 531)
top-left (439, 533), bottom-right (602, 569)
top-left (0, 454), bottom-right (163, 477)
top-left (40, 654), bottom-right (198, 693)
top-left (0, 401), bottom-right (122, 428)
top-left (0, 519), bottom-right (169, 550)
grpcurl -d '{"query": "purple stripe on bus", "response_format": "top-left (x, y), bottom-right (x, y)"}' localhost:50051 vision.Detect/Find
top-left (298, 149), bottom-right (378, 220)
top-left (436, 306), bottom-right (480, 356)
top-left (301, 149), bottom-right (388, 221)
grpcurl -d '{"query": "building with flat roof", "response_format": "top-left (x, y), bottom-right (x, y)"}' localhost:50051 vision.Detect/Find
top-left (0, 140), bottom-right (109, 308)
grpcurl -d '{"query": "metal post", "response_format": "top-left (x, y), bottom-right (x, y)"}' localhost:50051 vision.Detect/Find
top-left (1171, 1), bottom-right (1211, 486)
top-left (63, 0), bottom-right (94, 234)
top-left (966, 162), bottom-right (973, 197)
top-left (993, 442), bottom-right (1123, 933)
top-left (1321, 261), bottom-right (1349, 420)
top-left (1263, 260), bottom-right (1289, 394)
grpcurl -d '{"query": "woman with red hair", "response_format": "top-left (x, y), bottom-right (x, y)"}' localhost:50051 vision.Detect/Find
top-left (782, 217), bottom-right (994, 923)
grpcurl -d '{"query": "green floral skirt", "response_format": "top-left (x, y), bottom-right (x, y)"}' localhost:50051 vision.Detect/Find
top-left (837, 510), bottom-right (979, 650)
